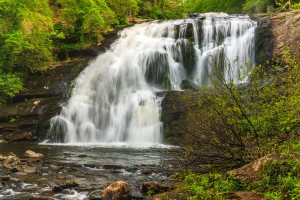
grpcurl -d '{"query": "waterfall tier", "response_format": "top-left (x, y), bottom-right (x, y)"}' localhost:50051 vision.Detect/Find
top-left (46, 13), bottom-right (257, 146)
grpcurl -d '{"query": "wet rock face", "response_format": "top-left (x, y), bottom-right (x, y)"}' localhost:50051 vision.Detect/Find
top-left (102, 181), bottom-right (132, 200)
top-left (180, 79), bottom-right (200, 90)
top-left (161, 91), bottom-right (199, 144)
top-left (253, 15), bottom-right (274, 65)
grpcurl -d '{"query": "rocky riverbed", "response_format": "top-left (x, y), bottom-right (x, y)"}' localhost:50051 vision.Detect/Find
top-left (0, 143), bottom-right (176, 199)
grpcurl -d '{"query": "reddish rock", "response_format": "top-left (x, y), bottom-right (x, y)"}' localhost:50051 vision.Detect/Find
top-left (227, 154), bottom-right (279, 183)
top-left (102, 181), bottom-right (131, 200)
top-left (25, 150), bottom-right (44, 158)
top-left (141, 168), bottom-right (153, 175)
top-left (3, 153), bottom-right (20, 169)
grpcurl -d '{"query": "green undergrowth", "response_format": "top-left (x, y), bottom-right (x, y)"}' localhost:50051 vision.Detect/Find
top-left (168, 49), bottom-right (300, 199)
top-left (170, 149), bottom-right (300, 199)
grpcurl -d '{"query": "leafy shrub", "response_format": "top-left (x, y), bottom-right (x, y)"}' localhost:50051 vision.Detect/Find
top-left (0, 72), bottom-right (23, 105)
top-left (183, 172), bottom-right (245, 199)
top-left (251, 154), bottom-right (300, 199)
top-left (178, 55), bottom-right (300, 170)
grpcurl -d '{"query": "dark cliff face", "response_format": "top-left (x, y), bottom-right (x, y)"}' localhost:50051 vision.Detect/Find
top-left (253, 15), bottom-right (274, 65)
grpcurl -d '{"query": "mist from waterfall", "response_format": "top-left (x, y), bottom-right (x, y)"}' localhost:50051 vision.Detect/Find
top-left (46, 13), bottom-right (257, 146)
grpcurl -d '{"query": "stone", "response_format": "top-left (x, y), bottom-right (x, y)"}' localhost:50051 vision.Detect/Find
top-left (88, 190), bottom-right (102, 200)
top-left (51, 165), bottom-right (64, 170)
top-left (141, 181), bottom-right (172, 195)
top-left (180, 79), bottom-right (200, 90)
top-left (228, 154), bottom-right (279, 183)
top-left (52, 180), bottom-right (79, 193)
top-left (52, 185), bottom-right (63, 193)
top-left (30, 195), bottom-right (52, 200)
top-left (5, 131), bottom-right (33, 142)
top-left (15, 172), bottom-right (29, 176)
top-left (25, 150), bottom-right (44, 158)
top-left (102, 181), bottom-right (131, 200)
top-left (161, 91), bottom-right (199, 144)
top-left (0, 176), bottom-right (10, 181)
top-left (22, 166), bottom-right (37, 173)
top-left (141, 168), bottom-right (153, 175)
top-left (63, 180), bottom-right (79, 188)
top-left (228, 191), bottom-right (265, 200)
top-left (0, 182), bottom-right (3, 190)
top-left (3, 153), bottom-right (20, 169)
top-left (0, 139), bottom-right (7, 143)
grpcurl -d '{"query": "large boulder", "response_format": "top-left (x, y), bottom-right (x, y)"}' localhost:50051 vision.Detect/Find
top-left (161, 91), bottom-right (199, 144)
top-left (2, 153), bottom-right (21, 169)
top-left (227, 154), bottom-right (279, 183)
top-left (253, 15), bottom-right (274, 65)
top-left (102, 181), bottom-right (131, 200)
top-left (25, 150), bottom-right (44, 158)
top-left (180, 79), bottom-right (200, 90)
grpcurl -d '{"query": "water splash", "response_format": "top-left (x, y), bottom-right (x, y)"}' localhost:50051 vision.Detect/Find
top-left (46, 13), bottom-right (257, 145)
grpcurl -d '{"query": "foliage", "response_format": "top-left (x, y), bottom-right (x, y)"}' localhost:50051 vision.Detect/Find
top-left (184, 0), bottom-right (300, 14)
top-left (184, 0), bottom-right (245, 14)
top-left (242, 0), bottom-right (274, 13)
top-left (174, 172), bottom-right (245, 199)
top-left (105, 0), bottom-right (140, 24)
top-left (250, 154), bottom-right (300, 199)
top-left (178, 53), bottom-right (300, 170)
top-left (53, 0), bottom-right (113, 44)
top-left (0, 0), bottom-right (54, 72)
top-left (139, 0), bottom-right (184, 19)
top-left (0, 72), bottom-right (23, 105)
top-left (293, 2), bottom-right (300, 9)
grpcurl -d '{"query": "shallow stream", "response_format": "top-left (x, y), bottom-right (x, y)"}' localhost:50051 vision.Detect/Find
top-left (0, 143), bottom-right (175, 199)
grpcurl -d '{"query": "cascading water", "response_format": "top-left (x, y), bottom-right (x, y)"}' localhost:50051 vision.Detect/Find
top-left (46, 13), bottom-right (257, 146)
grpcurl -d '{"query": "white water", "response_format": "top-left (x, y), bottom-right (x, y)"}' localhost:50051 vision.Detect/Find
top-left (46, 13), bottom-right (257, 146)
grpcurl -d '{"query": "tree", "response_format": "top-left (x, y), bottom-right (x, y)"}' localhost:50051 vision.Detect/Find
top-left (184, 0), bottom-right (245, 14)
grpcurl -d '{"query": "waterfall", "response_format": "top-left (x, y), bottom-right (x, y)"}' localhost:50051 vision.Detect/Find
top-left (46, 13), bottom-right (257, 146)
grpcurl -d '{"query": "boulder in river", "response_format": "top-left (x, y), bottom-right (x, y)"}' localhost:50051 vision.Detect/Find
top-left (141, 168), bottom-right (153, 175)
top-left (52, 180), bottom-right (79, 193)
top-left (2, 153), bottom-right (20, 169)
top-left (25, 150), bottom-right (44, 158)
top-left (102, 181), bottom-right (131, 200)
